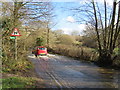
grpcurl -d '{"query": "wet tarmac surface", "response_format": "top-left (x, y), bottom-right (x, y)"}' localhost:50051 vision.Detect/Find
top-left (28, 54), bottom-right (119, 89)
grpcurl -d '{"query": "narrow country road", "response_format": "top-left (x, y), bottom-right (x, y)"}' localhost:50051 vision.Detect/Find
top-left (28, 54), bottom-right (119, 88)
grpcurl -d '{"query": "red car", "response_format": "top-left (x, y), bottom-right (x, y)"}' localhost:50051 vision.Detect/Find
top-left (32, 46), bottom-right (48, 56)
top-left (37, 46), bottom-right (48, 55)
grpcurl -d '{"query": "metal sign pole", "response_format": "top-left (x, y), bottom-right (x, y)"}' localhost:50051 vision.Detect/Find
top-left (15, 36), bottom-right (17, 60)
top-left (11, 28), bottom-right (21, 60)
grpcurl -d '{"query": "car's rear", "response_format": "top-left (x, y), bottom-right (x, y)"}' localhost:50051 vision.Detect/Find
top-left (37, 46), bottom-right (48, 56)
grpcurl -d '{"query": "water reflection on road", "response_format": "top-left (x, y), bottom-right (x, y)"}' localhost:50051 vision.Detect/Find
top-left (28, 54), bottom-right (119, 88)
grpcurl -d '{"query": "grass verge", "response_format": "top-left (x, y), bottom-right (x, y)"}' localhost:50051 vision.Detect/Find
top-left (1, 77), bottom-right (35, 88)
top-left (2, 57), bottom-right (46, 89)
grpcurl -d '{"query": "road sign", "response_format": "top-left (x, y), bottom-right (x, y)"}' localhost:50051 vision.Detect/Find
top-left (10, 28), bottom-right (21, 36)
top-left (10, 36), bottom-right (16, 39)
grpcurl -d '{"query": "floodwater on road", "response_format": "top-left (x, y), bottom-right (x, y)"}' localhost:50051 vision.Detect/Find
top-left (28, 54), bottom-right (119, 89)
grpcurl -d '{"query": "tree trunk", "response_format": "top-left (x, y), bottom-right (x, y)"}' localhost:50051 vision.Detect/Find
top-left (92, 1), bottom-right (102, 55)
top-left (92, 0), bottom-right (117, 66)
top-left (97, 50), bottom-right (113, 66)
top-left (47, 26), bottom-right (50, 47)
top-left (109, 1), bottom-right (117, 54)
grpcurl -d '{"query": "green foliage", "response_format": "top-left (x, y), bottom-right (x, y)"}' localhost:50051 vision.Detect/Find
top-left (114, 59), bottom-right (120, 67)
top-left (73, 41), bottom-right (82, 46)
top-left (2, 58), bottom-right (33, 73)
top-left (1, 77), bottom-right (35, 88)
top-left (113, 48), bottom-right (120, 55)
top-left (113, 48), bottom-right (120, 67)
top-left (2, 17), bottom-right (11, 30)
top-left (36, 37), bottom-right (45, 46)
top-left (57, 34), bottom-right (75, 45)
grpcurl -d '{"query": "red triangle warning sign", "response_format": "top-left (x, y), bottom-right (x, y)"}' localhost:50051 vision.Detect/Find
top-left (10, 28), bottom-right (21, 36)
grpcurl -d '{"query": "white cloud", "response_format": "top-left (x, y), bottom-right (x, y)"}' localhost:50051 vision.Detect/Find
top-left (66, 16), bottom-right (75, 23)
top-left (61, 28), bottom-right (73, 34)
top-left (60, 24), bottom-right (86, 35)
top-left (78, 24), bottom-right (86, 30)
top-left (79, 0), bottom-right (89, 4)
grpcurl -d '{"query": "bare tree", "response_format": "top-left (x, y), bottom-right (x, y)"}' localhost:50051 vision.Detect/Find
top-left (2, 2), bottom-right (28, 59)
top-left (71, 0), bottom-right (120, 66)
top-left (2, 1), bottom-right (54, 59)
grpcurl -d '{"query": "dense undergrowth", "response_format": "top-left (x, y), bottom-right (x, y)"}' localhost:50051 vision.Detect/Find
top-left (48, 44), bottom-right (120, 68)
top-left (2, 57), bottom-right (32, 74)
top-left (1, 50), bottom-right (44, 89)
top-left (2, 56), bottom-right (34, 88)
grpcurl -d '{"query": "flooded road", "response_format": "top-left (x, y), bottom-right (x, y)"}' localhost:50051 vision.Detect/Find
top-left (28, 54), bottom-right (119, 88)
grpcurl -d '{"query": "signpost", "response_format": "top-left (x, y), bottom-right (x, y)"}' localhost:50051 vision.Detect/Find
top-left (10, 36), bottom-right (16, 39)
top-left (10, 28), bottom-right (21, 36)
top-left (10, 28), bottom-right (21, 60)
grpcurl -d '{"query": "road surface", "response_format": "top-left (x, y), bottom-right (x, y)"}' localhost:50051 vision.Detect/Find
top-left (28, 54), bottom-right (119, 88)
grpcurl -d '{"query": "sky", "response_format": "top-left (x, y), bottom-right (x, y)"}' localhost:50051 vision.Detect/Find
top-left (1, 0), bottom-right (115, 35)
top-left (52, 2), bottom-right (86, 35)
top-left (51, 0), bottom-right (114, 35)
